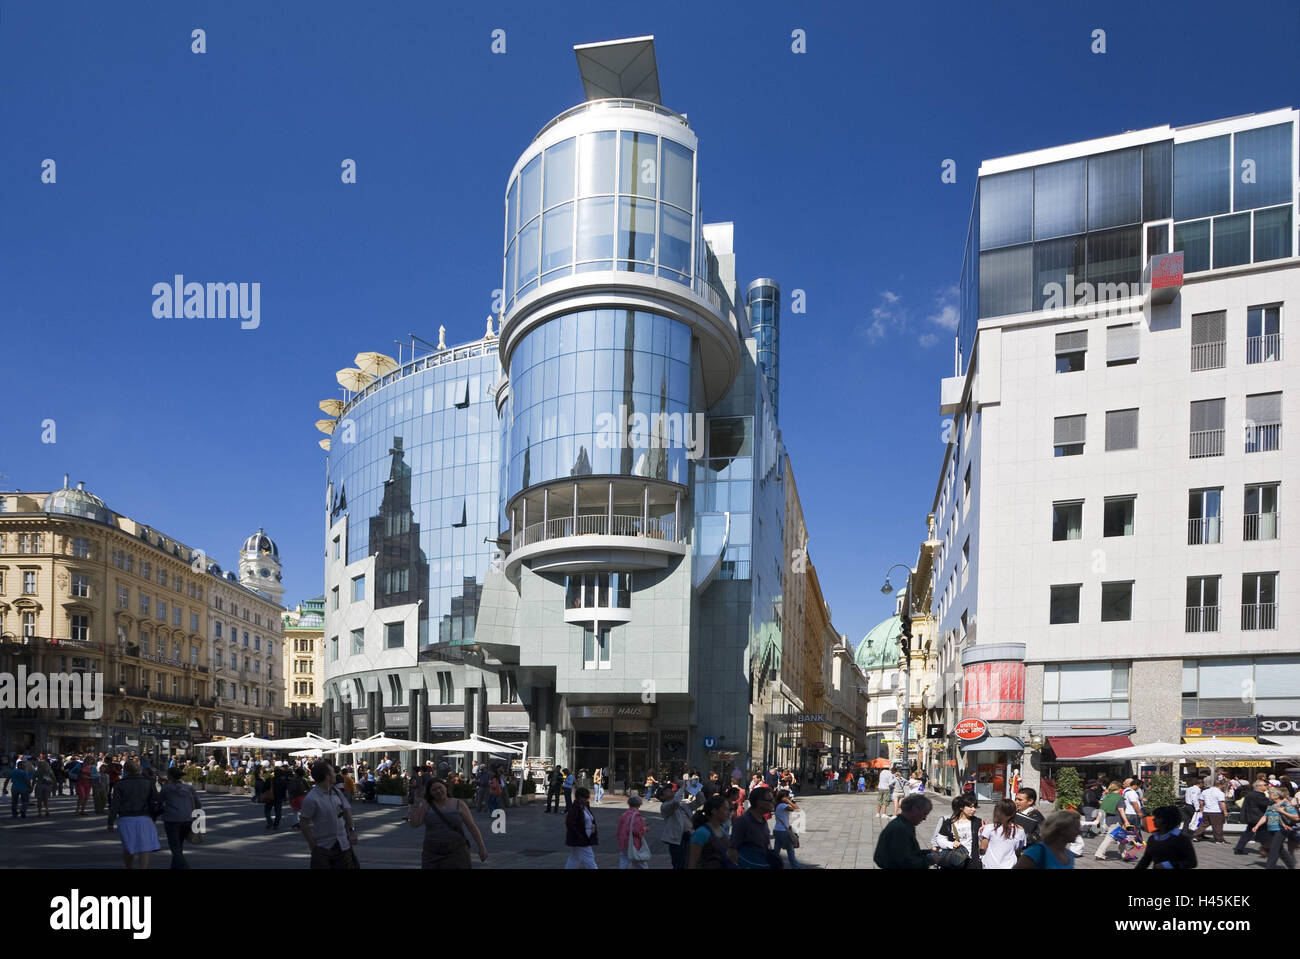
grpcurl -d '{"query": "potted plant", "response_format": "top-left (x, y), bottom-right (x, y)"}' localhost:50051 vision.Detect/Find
top-left (182, 765), bottom-right (205, 790)
top-left (231, 769), bottom-right (247, 795)
top-left (1053, 766), bottom-right (1082, 811)
top-left (376, 774), bottom-right (406, 805)
top-left (1143, 772), bottom-right (1177, 832)
top-left (206, 766), bottom-right (231, 794)
top-left (451, 782), bottom-right (476, 802)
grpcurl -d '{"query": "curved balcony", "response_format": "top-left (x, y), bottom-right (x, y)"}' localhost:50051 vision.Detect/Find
top-left (532, 98), bottom-right (690, 144)
top-left (505, 477), bottom-right (687, 575)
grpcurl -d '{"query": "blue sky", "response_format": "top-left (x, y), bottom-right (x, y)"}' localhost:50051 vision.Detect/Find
top-left (2, 0), bottom-right (1297, 643)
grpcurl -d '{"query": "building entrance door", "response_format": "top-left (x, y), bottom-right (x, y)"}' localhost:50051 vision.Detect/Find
top-left (613, 731), bottom-right (648, 794)
top-left (573, 731), bottom-right (609, 782)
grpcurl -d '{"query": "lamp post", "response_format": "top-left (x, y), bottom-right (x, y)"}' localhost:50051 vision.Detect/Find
top-left (881, 564), bottom-right (915, 776)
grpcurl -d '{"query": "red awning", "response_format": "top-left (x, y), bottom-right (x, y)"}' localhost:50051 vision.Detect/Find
top-left (1047, 735), bottom-right (1134, 760)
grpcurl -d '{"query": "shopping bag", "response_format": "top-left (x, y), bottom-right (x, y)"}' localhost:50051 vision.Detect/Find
top-left (1188, 811), bottom-right (1203, 831)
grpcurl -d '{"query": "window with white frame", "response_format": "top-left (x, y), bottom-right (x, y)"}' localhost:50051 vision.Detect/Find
top-left (1103, 495), bottom-right (1136, 536)
top-left (71, 574), bottom-right (90, 598)
top-left (1183, 656), bottom-right (1300, 717)
top-left (1052, 500), bottom-right (1083, 541)
top-left (1241, 572), bottom-right (1278, 630)
top-left (1245, 392), bottom-right (1282, 453)
top-left (71, 614), bottom-right (89, 642)
top-left (1185, 575), bottom-right (1220, 633)
top-left (1246, 304), bottom-right (1281, 364)
top-left (1244, 483), bottom-right (1279, 541)
top-left (582, 625), bottom-right (612, 669)
top-left (1044, 662), bottom-right (1130, 719)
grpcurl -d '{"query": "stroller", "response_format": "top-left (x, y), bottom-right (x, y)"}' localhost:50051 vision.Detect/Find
top-left (1107, 823), bottom-right (1146, 862)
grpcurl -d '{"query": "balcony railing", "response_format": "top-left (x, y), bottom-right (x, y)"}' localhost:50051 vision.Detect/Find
top-left (533, 98), bottom-right (690, 144)
top-left (1185, 605), bottom-right (1220, 633)
top-left (1187, 517), bottom-right (1222, 545)
top-left (511, 513), bottom-right (679, 552)
top-left (1241, 602), bottom-right (1278, 631)
top-left (1244, 511), bottom-right (1279, 541)
top-left (1246, 333), bottom-right (1282, 364)
top-left (1245, 423), bottom-right (1281, 454)
top-left (1190, 341), bottom-right (1225, 371)
top-left (1189, 429), bottom-right (1224, 458)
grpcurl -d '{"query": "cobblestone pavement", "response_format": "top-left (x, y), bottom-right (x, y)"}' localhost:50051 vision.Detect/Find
top-left (0, 787), bottom-right (1285, 869)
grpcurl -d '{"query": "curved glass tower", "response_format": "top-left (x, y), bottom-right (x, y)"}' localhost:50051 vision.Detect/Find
top-left (746, 278), bottom-right (780, 420)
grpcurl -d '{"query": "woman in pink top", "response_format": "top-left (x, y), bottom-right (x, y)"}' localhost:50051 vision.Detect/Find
top-left (617, 794), bottom-right (650, 869)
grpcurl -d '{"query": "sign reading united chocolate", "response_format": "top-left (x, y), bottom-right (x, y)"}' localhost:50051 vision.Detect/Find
top-left (954, 718), bottom-right (988, 741)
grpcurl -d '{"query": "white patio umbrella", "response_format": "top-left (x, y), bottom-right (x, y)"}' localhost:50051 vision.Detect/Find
top-left (196, 733), bottom-right (277, 751)
top-left (258, 734), bottom-right (340, 751)
top-left (426, 736), bottom-right (524, 755)
top-left (1088, 737), bottom-right (1295, 780)
top-left (321, 734), bottom-right (446, 755)
top-left (290, 748), bottom-right (324, 759)
top-left (1078, 741), bottom-right (1188, 762)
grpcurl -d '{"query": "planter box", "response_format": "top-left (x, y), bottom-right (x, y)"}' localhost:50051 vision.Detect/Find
top-left (206, 785), bottom-right (229, 794)
top-left (377, 794), bottom-right (403, 805)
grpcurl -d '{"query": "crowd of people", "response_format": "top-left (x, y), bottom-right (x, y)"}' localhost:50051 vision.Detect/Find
top-left (871, 769), bottom-right (1300, 870)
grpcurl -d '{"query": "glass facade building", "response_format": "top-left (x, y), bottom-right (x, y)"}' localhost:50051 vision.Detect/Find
top-left (326, 341), bottom-right (500, 645)
top-left (746, 279), bottom-right (780, 420)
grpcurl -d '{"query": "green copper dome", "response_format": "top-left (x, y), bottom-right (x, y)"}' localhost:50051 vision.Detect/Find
top-left (854, 615), bottom-right (902, 670)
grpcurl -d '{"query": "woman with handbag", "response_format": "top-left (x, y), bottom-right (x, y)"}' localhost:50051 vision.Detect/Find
top-left (617, 795), bottom-right (651, 868)
top-left (688, 796), bottom-right (737, 868)
top-left (409, 778), bottom-right (487, 869)
top-left (931, 794), bottom-right (983, 869)
top-left (1253, 787), bottom-right (1299, 869)
top-left (772, 789), bottom-right (802, 868)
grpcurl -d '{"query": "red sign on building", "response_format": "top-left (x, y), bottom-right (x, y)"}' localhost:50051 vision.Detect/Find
top-left (955, 718), bottom-right (989, 741)
top-left (962, 661), bottom-right (1026, 721)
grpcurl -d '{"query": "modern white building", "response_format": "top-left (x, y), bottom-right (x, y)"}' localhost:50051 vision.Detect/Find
top-left (929, 108), bottom-right (1300, 800)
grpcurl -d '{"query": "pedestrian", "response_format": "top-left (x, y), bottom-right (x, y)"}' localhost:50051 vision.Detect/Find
top-left (160, 767), bottom-right (201, 869)
top-left (299, 762), bottom-right (360, 869)
top-left (72, 754), bottom-right (93, 815)
top-left (0, 752), bottom-right (10, 796)
top-left (857, 773), bottom-right (866, 793)
top-left (772, 789), bottom-right (801, 868)
top-left (90, 756), bottom-right (106, 814)
top-left (1193, 777), bottom-right (1227, 843)
top-left (52, 755), bottom-right (66, 796)
top-left (561, 768), bottom-right (575, 810)
top-left (409, 778), bottom-right (487, 869)
top-left (931, 794), bottom-right (984, 869)
top-left (892, 768), bottom-right (907, 815)
top-left (731, 786), bottom-right (777, 869)
top-left (688, 795), bottom-right (736, 868)
top-left (1181, 777), bottom-right (1203, 832)
top-left (592, 766), bottom-right (606, 805)
top-left (9, 757), bottom-right (33, 819)
top-left (1013, 810), bottom-right (1080, 869)
top-left (1120, 777), bottom-right (1146, 841)
top-left (658, 783), bottom-right (698, 869)
top-left (617, 795), bottom-right (650, 869)
top-left (978, 799), bottom-right (1026, 869)
top-left (1013, 786), bottom-right (1046, 846)
top-left (1081, 779), bottom-right (1103, 835)
top-left (545, 765), bottom-right (564, 813)
top-left (1234, 779), bottom-right (1272, 856)
top-left (874, 794), bottom-right (934, 869)
top-left (1253, 787), bottom-right (1298, 869)
top-left (565, 786), bottom-right (599, 869)
top-left (1094, 782), bottom-right (1142, 861)
top-left (1135, 805), bottom-right (1197, 870)
top-left (876, 766), bottom-right (896, 818)
top-left (287, 765), bottom-right (309, 829)
top-left (110, 760), bottom-right (161, 869)
top-left (487, 767), bottom-right (504, 813)
top-left (33, 756), bottom-right (54, 817)
top-left (642, 770), bottom-right (658, 800)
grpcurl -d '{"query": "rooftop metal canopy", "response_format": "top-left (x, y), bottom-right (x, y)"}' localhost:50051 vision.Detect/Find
top-left (574, 36), bottom-right (661, 104)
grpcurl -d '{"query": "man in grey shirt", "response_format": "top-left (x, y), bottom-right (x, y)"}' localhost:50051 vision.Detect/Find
top-left (299, 762), bottom-right (359, 868)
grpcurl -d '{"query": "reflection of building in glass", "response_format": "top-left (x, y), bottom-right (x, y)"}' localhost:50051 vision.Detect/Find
top-left (369, 437), bottom-right (429, 631)
top-left (746, 279), bottom-right (780, 420)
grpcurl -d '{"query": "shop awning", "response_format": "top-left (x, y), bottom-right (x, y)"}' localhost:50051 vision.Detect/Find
top-left (1182, 736), bottom-right (1257, 744)
top-left (961, 736), bottom-right (1023, 753)
top-left (1259, 735), bottom-right (1300, 755)
top-left (1048, 735), bottom-right (1134, 760)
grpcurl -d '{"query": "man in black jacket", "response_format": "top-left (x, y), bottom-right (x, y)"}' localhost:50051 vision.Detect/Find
top-left (1013, 787), bottom-right (1046, 846)
top-left (1233, 779), bottom-right (1272, 855)
top-left (545, 765), bottom-right (564, 813)
top-left (874, 794), bottom-right (936, 869)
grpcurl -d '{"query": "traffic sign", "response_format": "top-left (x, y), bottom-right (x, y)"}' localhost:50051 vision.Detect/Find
top-left (703, 736), bottom-right (717, 749)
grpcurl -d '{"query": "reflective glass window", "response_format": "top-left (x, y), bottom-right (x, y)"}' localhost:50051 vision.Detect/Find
top-left (543, 137), bottom-right (575, 208)
top-left (1233, 122), bottom-right (1293, 211)
top-left (1174, 219), bottom-right (1211, 272)
top-left (517, 217), bottom-right (540, 290)
top-left (1033, 235), bottom-right (1086, 310)
top-left (661, 139), bottom-right (694, 210)
top-left (1174, 135), bottom-right (1230, 221)
top-left (1212, 212), bottom-right (1251, 269)
top-left (1034, 159), bottom-right (1087, 240)
top-left (1142, 140), bottom-right (1173, 221)
top-left (506, 178), bottom-right (518, 241)
top-left (978, 244), bottom-right (1032, 318)
top-left (541, 202), bottom-right (574, 275)
top-left (518, 155), bottom-right (542, 227)
top-left (979, 169), bottom-right (1033, 250)
top-left (617, 197), bottom-right (656, 264)
top-left (577, 131), bottom-right (616, 197)
top-left (504, 239), bottom-right (516, 302)
top-left (576, 197), bottom-right (615, 263)
top-left (658, 205), bottom-right (692, 278)
top-left (1085, 226), bottom-right (1142, 291)
top-left (1253, 205), bottom-right (1293, 262)
top-left (1088, 148), bottom-right (1141, 230)
top-left (619, 132), bottom-right (658, 197)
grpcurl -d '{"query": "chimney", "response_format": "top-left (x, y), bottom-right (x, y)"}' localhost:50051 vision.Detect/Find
top-left (63, 473), bottom-right (70, 489)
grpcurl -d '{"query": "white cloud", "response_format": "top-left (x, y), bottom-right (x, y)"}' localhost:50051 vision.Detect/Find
top-left (882, 290), bottom-right (900, 303)
top-left (928, 304), bottom-right (959, 331)
top-left (918, 332), bottom-right (939, 348)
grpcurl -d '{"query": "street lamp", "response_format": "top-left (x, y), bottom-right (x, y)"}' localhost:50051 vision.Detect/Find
top-left (880, 564), bottom-right (915, 775)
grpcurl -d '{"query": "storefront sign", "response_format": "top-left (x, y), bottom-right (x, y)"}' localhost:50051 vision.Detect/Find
top-left (955, 718), bottom-right (989, 741)
top-left (1183, 717), bottom-right (1256, 737)
top-left (791, 713), bottom-right (826, 724)
top-left (570, 704), bottom-right (653, 720)
top-left (1259, 717), bottom-right (1300, 734)
top-left (926, 724), bottom-right (945, 738)
top-left (140, 725), bottom-right (186, 738)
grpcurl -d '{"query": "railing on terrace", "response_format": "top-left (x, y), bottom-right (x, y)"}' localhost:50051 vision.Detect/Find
top-left (1185, 605), bottom-right (1220, 633)
top-left (533, 98), bottom-right (690, 143)
top-left (1187, 517), bottom-right (1222, 545)
top-left (1190, 341), bottom-right (1226, 371)
top-left (1189, 429), bottom-right (1224, 458)
top-left (511, 513), bottom-right (679, 552)
top-left (1244, 511), bottom-right (1280, 541)
top-left (335, 339), bottom-right (500, 418)
top-left (1245, 423), bottom-right (1281, 454)
top-left (1241, 602), bottom-right (1278, 631)
top-left (1246, 333), bottom-right (1282, 364)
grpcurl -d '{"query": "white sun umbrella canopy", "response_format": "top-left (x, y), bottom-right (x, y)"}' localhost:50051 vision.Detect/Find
top-left (290, 749), bottom-right (324, 759)
top-left (1080, 741), bottom-right (1189, 762)
top-left (196, 733), bottom-right (278, 751)
top-left (257, 734), bottom-right (340, 751)
top-left (1176, 737), bottom-right (1295, 759)
top-left (321, 734), bottom-right (446, 755)
top-left (426, 737), bottom-right (524, 754)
